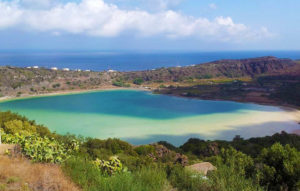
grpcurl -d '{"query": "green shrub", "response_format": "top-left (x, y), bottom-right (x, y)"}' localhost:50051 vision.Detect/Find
top-left (218, 147), bottom-right (254, 177)
top-left (4, 120), bottom-right (37, 135)
top-left (256, 143), bottom-right (300, 190)
top-left (93, 156), bottom-right (123, 175)
top-left (112, 80), bottom-right (130, 87)
top-left (2, 132), bottom-right (74, 163)
top-left (133, 78), bottom-right (144, 85)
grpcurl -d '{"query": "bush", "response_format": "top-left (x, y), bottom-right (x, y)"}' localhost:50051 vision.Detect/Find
top-left (82, 138), bottom-right (134, 159)
top-left (3, 120), bottom-right (37, 135)
top-left (133, 78), bottom-right (144, 85)
top-left (2, 132), bottom-right (74, 163)
top-left (112, 80), bottom-right (130, 87)
top-left (93, 156), bottom-right (123, 175)
top-left (256, 143), bottom-right (300, 190)
top-left (218, 147), bottom-right (254, 177)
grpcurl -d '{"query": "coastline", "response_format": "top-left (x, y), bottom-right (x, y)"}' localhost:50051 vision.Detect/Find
top-left (0, 86), bottom-right (151, 103)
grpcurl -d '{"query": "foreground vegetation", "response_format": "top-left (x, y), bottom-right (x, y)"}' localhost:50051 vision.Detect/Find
top-left (0, 110), bottom-right (299, 191)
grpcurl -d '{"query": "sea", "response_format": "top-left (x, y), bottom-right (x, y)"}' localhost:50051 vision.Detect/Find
top-left (0, 50), bottom-right (299, 71)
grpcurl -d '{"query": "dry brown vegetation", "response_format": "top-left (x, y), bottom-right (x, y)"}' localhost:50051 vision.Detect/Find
top-left (0, 156), bottom-right (80, 191)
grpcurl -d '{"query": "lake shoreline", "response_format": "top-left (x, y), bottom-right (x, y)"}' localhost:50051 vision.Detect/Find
top-left (0, 86), bottom-right (151, 103)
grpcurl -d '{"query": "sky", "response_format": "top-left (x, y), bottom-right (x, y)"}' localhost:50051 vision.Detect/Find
top-left (0, 0), bottom-right (299, 51)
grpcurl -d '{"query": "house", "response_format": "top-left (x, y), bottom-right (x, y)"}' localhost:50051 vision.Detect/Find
top-left (63, 68), bottom-right (70, 71)
top-left (33, 66), bottom-right (39, 69)
top-left (51, 67), bottom-right (58, 71)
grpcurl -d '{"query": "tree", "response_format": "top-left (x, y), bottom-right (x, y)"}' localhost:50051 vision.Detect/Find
top-left (256, 143), bottom-right (300, 191)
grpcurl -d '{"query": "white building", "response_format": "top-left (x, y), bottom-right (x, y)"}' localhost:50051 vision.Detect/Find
top-left (26, 66), bottom-right (32, 69)
top-left (51, 67), bottom-right (58, 71)
top-left (108, 70), bottom-right (116, 73)
top-left (85, 70), bottom-right (91, 72)
top-left (33, 66), bottom-right (39, 69)
top-left (63, 68), bottom-right (70, 71)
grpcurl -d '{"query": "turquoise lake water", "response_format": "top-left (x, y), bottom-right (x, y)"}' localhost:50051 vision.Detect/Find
top-left (0, 90), bottom-right (299, 146)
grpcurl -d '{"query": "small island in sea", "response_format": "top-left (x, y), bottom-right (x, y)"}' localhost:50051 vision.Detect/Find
top-left (0, 0), bottom-right (300, 190)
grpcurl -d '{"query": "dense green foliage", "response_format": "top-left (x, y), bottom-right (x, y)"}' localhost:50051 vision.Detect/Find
top-left (256, 143), bottom-right (300, 191)
top-left (0, 110), bottom-right (299, 191)
top-left (180, 132), bottom-right (300, 158)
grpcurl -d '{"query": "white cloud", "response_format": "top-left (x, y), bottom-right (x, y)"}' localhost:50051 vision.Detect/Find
top-left (0, 1), bottom-right (22, 28)
top-left (0, 0), bottom-right (274, 42)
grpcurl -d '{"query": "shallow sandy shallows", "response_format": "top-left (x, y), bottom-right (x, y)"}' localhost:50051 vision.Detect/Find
top-left (15, 106), bottom-right (299, 146)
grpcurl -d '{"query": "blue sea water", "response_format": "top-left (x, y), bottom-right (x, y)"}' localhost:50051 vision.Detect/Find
top-left (0, 50), bottom-right (299, 71)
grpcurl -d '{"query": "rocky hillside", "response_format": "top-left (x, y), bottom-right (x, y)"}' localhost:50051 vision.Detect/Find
top-left (122, 56), bottom-right (298, 82)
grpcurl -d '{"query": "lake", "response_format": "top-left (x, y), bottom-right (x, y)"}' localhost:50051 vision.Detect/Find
top-left (0, 90), bottom-right (299, 146)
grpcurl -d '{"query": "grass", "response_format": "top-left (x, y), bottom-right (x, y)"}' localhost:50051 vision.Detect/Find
top-left (63, 157), bottom-right (168, 191)
top-left (0, 156), bottom-right (80, 191)
top-left (168, 165), bottom-right (211, 191)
